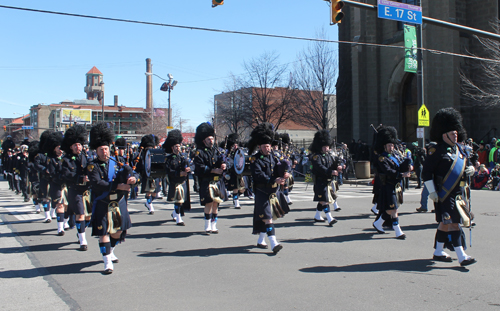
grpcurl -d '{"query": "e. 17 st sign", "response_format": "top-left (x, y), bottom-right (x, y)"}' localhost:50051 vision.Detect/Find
top-left (377, 0), bottom-right (422, 24)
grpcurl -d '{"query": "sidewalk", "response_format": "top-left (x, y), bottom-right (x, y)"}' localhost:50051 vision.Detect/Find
top-left (0, 181), bottom-right (69, 310)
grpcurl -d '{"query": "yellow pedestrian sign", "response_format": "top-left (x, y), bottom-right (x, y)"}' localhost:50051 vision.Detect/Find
top-left (418, 104), bottom-right (430, 127)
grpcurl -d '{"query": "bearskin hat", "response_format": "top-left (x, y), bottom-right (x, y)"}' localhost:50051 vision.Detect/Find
top-left (281, 133), bottom-right (291, 145)
top-left (61, 125), bottom-right (87, 155)
top-left (162, 129), bottom-right (183, 153)
top-left (310, 130), bottom-right (332, 154)
top-left (28, 141), bottom-right (39, 162)
top-left (89, 122), bottom-right (114, 150)
top-left (374, 126), bottom-right (398, 154)
top-left (22, 137), bottom-right (29, 146)
top-left (226, 133), bottom-right (239, 149)
top-left (140, 134), bottom-right (159, 149)
top-left (247, 122), bottom-right (275, 153)
top-left (430, 107), bottom-right (465, 143)
top-left (45, 131), bottom-right (64, 156)
top-left (115, 137), bottom-right (127, 149)
top-left (39, 130), bottom-right (53, 154)
top-left (195, 122), bottom-right (215, 148)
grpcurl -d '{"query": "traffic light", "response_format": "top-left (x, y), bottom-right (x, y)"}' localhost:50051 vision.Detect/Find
top-left (331, 0), bottom-right (344, 24)
top-left (3, 125), bottom-right (6, 131)
top-left (212, 0), bottom-right (223, 7)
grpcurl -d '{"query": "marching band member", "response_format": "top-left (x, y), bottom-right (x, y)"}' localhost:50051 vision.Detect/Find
top-left (194, 122), bottom-right (226, 235)
top-left (14, 145), bottom-right (30, 202)
top-left (163, 129), bottom-right (191, 225)
top-left (137, 134), bottom-right (160, 214)
top-left (225, 133), bottom-right (245, 209)
top-left (310, 130), bottom-right (342, 226)
top-left (280, 133), bottom-right (294, 205)
top-left (33, 130), bottom-right (53, 223)
top-left (60, 125), bottom-right (90, 251)
top-left (27, 141), bottom-right (41, 213)
top-left (87, 123), bottom-right (137, 274)
top-left (248, 123), bottom-right (288, 254)
top-left (45, 131), bottom-right (66, 236)
top-left (371, 126), bottom-right (411, 239)
top-left (422, 108), bottom-right (476, 266)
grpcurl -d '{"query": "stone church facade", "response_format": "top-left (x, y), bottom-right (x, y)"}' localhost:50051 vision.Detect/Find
top-left (337, 0), bottom-right (500, 145)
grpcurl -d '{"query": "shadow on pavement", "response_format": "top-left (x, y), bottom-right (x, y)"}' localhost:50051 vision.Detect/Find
top-left (136, 244), bottom-right (263, 258)
top-left (299, 259), bottom-right (469, 273)
top-left (0, 260), bottom-right (103, 278)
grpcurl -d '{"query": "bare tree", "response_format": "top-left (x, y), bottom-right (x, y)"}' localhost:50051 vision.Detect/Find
top-left (214, 73), bottom-right (254, 138)
top-left (292, 29), bottom-right (338, 130)
top-left (461, 22), bottom-right (500, 107)
top-left (241, 51), bottom-right (298, 130)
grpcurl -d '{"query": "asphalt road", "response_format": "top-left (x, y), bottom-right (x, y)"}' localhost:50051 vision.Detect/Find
top-left (1, 178), bottom-right (499, 311)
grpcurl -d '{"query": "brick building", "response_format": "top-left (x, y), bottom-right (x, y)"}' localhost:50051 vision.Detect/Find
top-left (337, 0), bottom-right (500, 144)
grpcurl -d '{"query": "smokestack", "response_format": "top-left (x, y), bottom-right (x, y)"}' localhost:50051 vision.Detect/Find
top-left (146, 58), bottom-right (152, 110)
top-left (114, 95), bottom-right (118, 107)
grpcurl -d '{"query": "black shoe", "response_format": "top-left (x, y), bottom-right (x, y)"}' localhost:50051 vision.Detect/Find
top-left (148, 211), bottom-right (154, 215)
top-left (333, 207), bottom-right (341, 212)
top-left (431, 209), bottom-right (435, 213)
top-left (35, 210), bottom-right (41, 214)
top-left (256, 243), bottom-right (268, 249)
top-left (79, 245), bottom-right (88, 251)
top-left (204, 231), bottom-right (211, 235)
top-left (433, 255), bottom-right (452, 262)
top-left (460, 258), bottom-right (477, 267)
top-left (211, 229), bottom-right (219, 234)
top-left (288, 201), bottom-right (293, 205)
top-left (24, 197), bottom-right (29, 202)
top-left (416, 207), bottom-right (428, 213)
top-left (57, 231), bottom-right (65, 236)
top-left (396, 234), bottom-right (406, 240)
top-left (416, 186), bottom-right (422, 189)
top-left (328, 219), bottom-right (338, 227)
top-left (103, 269), bottom-right (113, 275)
top-left (372, 224), bottom-right (385, 234)
top-left (272, 244), bottom-right (283, 254)
top-left (43, 218), bottom-right (51, 223)
top-left (176, 222), bottom-right (185, 226)
top-left (314, 218), bottom-right (326, 223)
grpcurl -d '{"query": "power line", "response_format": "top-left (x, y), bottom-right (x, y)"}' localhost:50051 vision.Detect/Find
top-left (1, 4), bottom-right (499, 66)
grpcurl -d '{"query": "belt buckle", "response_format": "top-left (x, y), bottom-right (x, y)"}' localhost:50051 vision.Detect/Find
top-left (109, 193), bottom-right (118, 201)
top-left (214, 176), bottom-right (219, 182)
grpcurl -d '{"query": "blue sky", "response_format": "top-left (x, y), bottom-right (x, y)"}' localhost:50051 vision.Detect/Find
top-left (0, 0), bottom-right (339, 131)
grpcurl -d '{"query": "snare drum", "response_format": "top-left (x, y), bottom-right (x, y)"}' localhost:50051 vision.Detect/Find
top-left (145, 149), bottom-right (167, 178)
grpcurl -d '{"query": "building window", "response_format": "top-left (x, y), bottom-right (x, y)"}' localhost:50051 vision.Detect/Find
top-left (113, 113), bottom-right (116, 117)
top-left (105, 113), bottom-right (108, 118)
top-left (130, 113), bottom-right (133, 118)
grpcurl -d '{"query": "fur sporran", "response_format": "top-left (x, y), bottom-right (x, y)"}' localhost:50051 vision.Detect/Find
top-left (107, 202), bottom-right (122, 234)
top-left (209, 183), bottom-right (223, 203)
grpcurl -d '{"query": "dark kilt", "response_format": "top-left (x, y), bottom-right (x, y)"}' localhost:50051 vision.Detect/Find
top-left (91, 196), bottom-right (131, 240)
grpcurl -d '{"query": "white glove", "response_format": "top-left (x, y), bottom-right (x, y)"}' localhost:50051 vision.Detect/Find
top-left (464, 166), bottom-right (475, 176)
top-left (424, 180), bottom-right (439, 203)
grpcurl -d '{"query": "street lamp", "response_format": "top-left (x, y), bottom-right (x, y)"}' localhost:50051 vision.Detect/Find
top-left (160, 74), bottom-right (177, 128)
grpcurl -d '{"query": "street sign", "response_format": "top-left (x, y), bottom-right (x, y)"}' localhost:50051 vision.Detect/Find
top-left (21, 126), bottom-right (34, 130)
top-left (377, 0), bottom-right (422, 24)
top-left (418, 104), bottom-right (430, 127)
top-left (166, 126), bottom-right (174, 129)
top-left (416, 127), bottom-right (424, 138)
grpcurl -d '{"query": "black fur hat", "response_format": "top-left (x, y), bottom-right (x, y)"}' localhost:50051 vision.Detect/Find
top-left (45, 131), bottom-right (64, 156)
top-left (140, 134), bottom-right (159, 149)
top-left (39, 130), bottom-right (53, 154)
top-left (310, 130), bottom-right (332, 154)
top-left (89, 122), bottom-right (114, 150)
top-left (247, 122), bottom-right (274, 153)
top-left (28, 141), bottom-right (39, 162)
top-left (226, 133), bottom-right (239, 149)
top-left (195, 122), bottom-right (215, 148)
top-left (163, 129), bottom-right (183, 153)
top-left (115, 137), bottom-right (127, 149)
top-left (374, 126), bottom-right (398, 154)
top-left (61, 125), bottom-right (87, 155)
top-left (430, 107), bottom-right (465, 143)
top-left (281, 133), bottom-right (291, 145)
